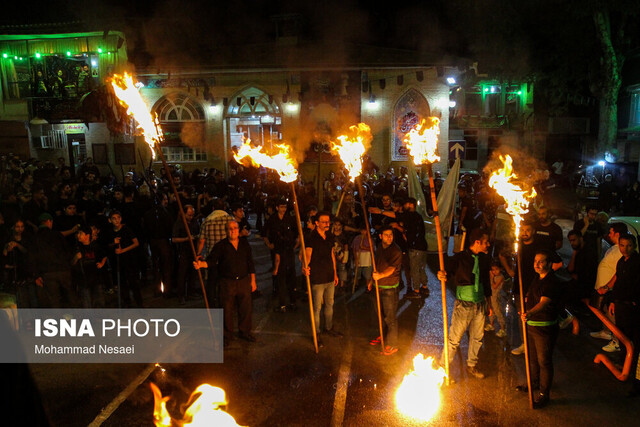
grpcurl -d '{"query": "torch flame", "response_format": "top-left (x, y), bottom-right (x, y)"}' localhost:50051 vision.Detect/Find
top-left (395, 354), bottom-right (447, 422)
top-left (403, 118), bottom-right (441, 165)
top-left (331, 123), bottom-right (372, 182)
top-left (110, 72), bottom-right (162, 159)
top-left (151, 382), bottom-right (242, 427)
top-left (488, 155), bottom-right (537, 253)
top-left (234, 139), bottom-right (298, 183)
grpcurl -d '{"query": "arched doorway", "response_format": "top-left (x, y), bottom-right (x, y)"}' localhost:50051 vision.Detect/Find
top-left (225, 87), bottom-right (281, 150)
top-left (153, 93), bottom-right (207, 163)
top-left (392, 89), bottom-right (431, 161)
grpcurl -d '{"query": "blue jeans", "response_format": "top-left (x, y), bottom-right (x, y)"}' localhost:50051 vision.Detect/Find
top-left (312, 281), bottom-right (335, 333)
top-left (409, 249), bottom-right (428, 290)
top-left (441, 299), bottom-right (486, 368)
top-left (379, 287), bottom-right (399, 346)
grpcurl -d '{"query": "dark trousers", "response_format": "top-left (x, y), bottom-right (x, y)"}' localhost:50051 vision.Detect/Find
top-left (36, 271), bottom-right (77, 308)
top-left (176, 252), bottom-right (196, 298)
top-left (150, 238), bottom-right (173, 293)
top-left (527, 324), bottom-right (559, 395)
top-left (276, 252), bottom-right (297, 307)
top-left (380, 287), bottom-right (399, 347)
top-left (401, 251), bottom-right (411, 288)
top-left (118, 255), bottom-right (143, 307)
top-left (220, 276), bottom-right (252, 339)
top-left (614, 302), bottom-right (640, 382)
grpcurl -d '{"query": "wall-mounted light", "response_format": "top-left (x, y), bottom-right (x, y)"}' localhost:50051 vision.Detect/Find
top-left (286, 103), bottom-right (299, 113)
top-left (98, 48), bottom-right (103, 53)
top-left (446, 77), bottom-right (456, 85)
top-left (35, 53), bottom-right (41, 59)
top-left (449, 101), bottom-right (457, 108)
top-left (66, 51), bottom-right (71, 57)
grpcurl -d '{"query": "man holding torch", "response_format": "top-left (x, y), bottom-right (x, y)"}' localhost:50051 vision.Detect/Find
top-left (517, 250), bottom-right (562, 409)
top-left (438, 227), bottom-right (492, 380)
top-left (370, 225), bottom-right (402, 355)
top-left (303, 211), bottom-right (342, 346)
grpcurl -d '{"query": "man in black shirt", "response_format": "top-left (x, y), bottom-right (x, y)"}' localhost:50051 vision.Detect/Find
top-left (231, 203), bottom-right (251, 238)
top-left (567, 230), bottom-right (598, 298)
top-left (72, 226), bottom-right (107, 308)
top-left (371, 226), bottom-right (402, 355)
top-left (108, 210), bottom-right (142, 308)
top-left (573, 206), bottom-right (605, 260)
top-left (304, 211), bottom-right (341, 346)
top-left (172, 205), bottom-right (200, 304)
top-left (195, 220), bottom-right (257, 345)
top-left (266, 199), bottom-right (298, 306)
top-left (599, 234), bottom-right (640, 397)
top-left (30, 213), bottom-right (77, 308)
top-left (518, 250), bottom-right (563, 409)
top-left (535, 206), bottom-right (563, 252)
top-left (503, 222), bottom-right (562, 356)
top-left (438, 228), bottom-right (492, 380)
top-left (143, 194), bottom-right (174, 297)
top-left (401, 198), bottom-right (429, 297)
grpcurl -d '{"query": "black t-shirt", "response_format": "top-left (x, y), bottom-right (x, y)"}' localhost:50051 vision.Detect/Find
top-left (375, 242), bottom-right (402, 287)
top-left (400, 211), bottom-right (428, 251)
top-left (307, 229), bottom-right (335, 284)
top-left (73, 241), bottom-right (107, 286)
top-left (612, 252), bottom-right (640, 303)
top-left (514, 238), bottom-right (561, 295)
top-left (573, 219), bottom-right (604, 255)
top-left (266, 213), bottom-right (297, 255)
top-left (535, 222), bottom-right (563, 252)
top-left (109, 225), bottom-right (137, 259)
top-left (526, 272), bottom-right (562, 322)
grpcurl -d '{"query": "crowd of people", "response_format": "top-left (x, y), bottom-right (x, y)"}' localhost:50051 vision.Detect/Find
top-left (1, 152), bottom-right (640, 406)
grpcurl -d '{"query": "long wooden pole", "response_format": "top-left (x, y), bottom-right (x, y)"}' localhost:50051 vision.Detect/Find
top-left (152, 138), bottom-right (218, 349)
top-left (356, 177), bottom-right (386, 352)
top-left (290, 182), bottom-right (319, 353)
top-left (426, 163), bottom-right (450, 385)
top-left (517, 250), bottom-right (534, 409)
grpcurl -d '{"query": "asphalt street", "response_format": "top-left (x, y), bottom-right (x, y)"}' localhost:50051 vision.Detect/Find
top-left (23, 216), bottom-right (640, 427)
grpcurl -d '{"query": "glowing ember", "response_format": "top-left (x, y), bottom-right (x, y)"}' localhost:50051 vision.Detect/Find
top-left (403, 118), bottom-right (441, 165)
top-left (234, 139), bottom-right (298, 183)
top-left (331, 123), bottom-right (372, 182)
top-left (151, 382), bottom-right (242, 427)
top-left (488, 155), bottom-right (537, 252)
top-left (396, 354), bottom-right (447, 422)
top-left (110, 72), bottom-right (162, 159)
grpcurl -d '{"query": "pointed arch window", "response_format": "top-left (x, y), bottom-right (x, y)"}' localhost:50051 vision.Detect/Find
top-left (152, 93), bottom-right (207, 162)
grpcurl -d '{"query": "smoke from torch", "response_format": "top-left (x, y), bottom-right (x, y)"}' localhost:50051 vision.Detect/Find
top-left (488, 154), bottom-right (537, 252)
top-left (403, 118), bottom-right (440, 165)
top-left (110, 72), bottom-right (162, 159)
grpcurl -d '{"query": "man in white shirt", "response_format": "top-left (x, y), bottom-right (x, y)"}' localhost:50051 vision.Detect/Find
top-left (591, 222), bottom-right (628, 352)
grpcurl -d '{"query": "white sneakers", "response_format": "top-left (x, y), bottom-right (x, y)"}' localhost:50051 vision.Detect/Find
top-left (602, 340), bottom-right (621, 353)
top-left (590, 330), bottom-right (613, 340)
top-left (496, 329), bottom-right (507, 338)
top-left (511, 344), bottom-right (525, 355)
top-left (485, 324), bottom-right (495, 332)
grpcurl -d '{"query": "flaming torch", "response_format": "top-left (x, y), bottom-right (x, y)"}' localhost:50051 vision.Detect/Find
top-left (110, 73), bottom-right (217, 346)
top-left (151, 382), bottom-right (242, 426)
top-left (234, 140), bottom-right (319, 353)
top-left (403, 117), bottom-right (450, 384)
top-left (330, 124), bottom-right (385, 351)
top-left (488, 154), bottom-right (537, 409)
